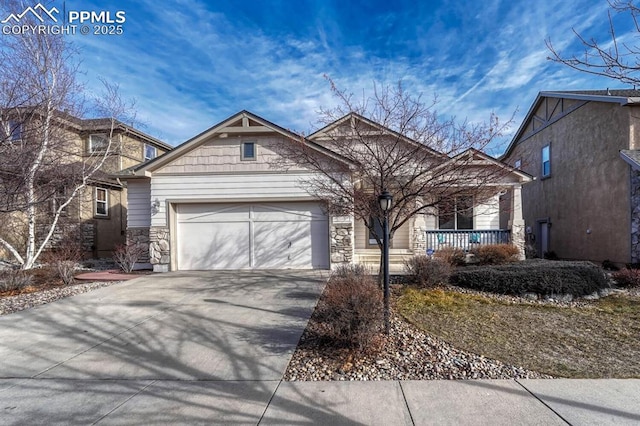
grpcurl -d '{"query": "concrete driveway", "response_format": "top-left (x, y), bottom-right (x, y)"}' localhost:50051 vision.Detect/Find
top-left (0, 270), bottom-right (328, 425)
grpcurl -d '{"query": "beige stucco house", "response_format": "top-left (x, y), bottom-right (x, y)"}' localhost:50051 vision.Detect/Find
top-left (120, 110), bottom-right (530, 271)
top-left (501, 89), bottom-right (640, 265)
top-left (0, 112), bottom-right (172, 260)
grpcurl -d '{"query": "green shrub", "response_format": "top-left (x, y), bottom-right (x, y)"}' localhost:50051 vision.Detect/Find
top-left (319, 267), bottom-right (382, 352)
top-left (404, 255), bottom-right (451, 287)
top-left (471, 244), bottom-right (520, 265)
top-left (433, 246), bottom-right (466, 266)
top-left (450, 260), bottom-right (608, 297)
top-left (0, 270), bottom-right (34, 293)
top-left (612, 268), bottom-right (640, 288)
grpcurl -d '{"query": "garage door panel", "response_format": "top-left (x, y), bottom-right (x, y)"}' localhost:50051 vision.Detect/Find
top-left (253, 221), bottom-right (313, 269)
top-left (309, 220), bottom-right (330, 268)
top-left (176, 202), bottom-right (329, 270)
top-left (252, 203), bottom-right (326, 222)
top-left (178, 204), bottom-right (251, 222)
top-left (178, 222), bottom-right (250, 270)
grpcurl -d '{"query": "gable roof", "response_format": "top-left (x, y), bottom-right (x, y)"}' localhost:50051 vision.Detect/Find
top-left (122, 110), bottom-right (353, 177)
top-left (501, 89), bottom-right (640, 160)
top-left (308, 112), bottom-right (449, 160)
top-left (3, 107), bottom-right (172, 151)
top-left (435, 148), bottom-right (533, 183)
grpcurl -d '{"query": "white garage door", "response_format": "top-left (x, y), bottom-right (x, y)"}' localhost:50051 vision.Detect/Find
top-left (176, 202), bottom-right (329, 270)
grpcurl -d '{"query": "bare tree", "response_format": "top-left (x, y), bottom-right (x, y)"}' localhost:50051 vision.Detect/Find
top-left (547, 1), bottom-right (640, 86)
top-left (0, 3), bottom-right (133, 269)
top-left (276, 79), bottom-right (515, 261)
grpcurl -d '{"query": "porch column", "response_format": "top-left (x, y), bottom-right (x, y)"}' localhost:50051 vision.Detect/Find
top-left (509, 184), bottom-right (526, 260)
top-left (411, 213), bottom-right (426, 254)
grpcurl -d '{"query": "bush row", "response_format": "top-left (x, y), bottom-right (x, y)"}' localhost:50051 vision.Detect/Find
top-left (450, 260), bottom-right (609, 296)
top-left (432, 244), bottom-right (520, 267)
top-left (612, 268), bottom-right (640, 288)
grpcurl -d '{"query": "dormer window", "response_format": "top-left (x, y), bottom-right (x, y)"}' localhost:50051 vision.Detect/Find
top-left (241, 141), bottom-right (256, 160)
top-left (144, 144), bottom-right (156, 161)
top-left (89, 134), bottom-right (109, 153)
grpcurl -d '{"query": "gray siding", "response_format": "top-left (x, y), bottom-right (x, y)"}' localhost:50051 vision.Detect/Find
top-left (150, 172), bottom-right (325, 227)
top-left (127, 180), bottom-right (151, 228)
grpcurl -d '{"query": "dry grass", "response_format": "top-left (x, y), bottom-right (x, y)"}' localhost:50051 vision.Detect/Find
top-left (397, 287), bottom-right (640, 378)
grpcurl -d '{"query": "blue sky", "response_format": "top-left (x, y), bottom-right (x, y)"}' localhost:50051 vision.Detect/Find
top-left (57, 0), bottom-right (634, 155)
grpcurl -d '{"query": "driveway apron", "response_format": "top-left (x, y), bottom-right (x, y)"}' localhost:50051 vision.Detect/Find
top-left (0, 270), bottom-right (327, 425)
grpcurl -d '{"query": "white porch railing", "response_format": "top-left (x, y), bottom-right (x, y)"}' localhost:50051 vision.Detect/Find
top-left (425, 229), bottom-right (511, 252)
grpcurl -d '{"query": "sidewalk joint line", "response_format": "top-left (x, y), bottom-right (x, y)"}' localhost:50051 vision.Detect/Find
top-left (91, 379), bottom-right (157, 425)
top-left (257, 379), bottom-right (282, 425)
top-left (515, 379), bottom-right (572, 425)
top-left (398, 381), bottom-right (416, 426)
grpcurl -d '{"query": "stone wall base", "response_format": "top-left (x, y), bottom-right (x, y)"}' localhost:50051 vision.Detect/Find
top-left (126, 227), bottom-right (150, 264)
top-left (330, 219), bottom-right (353, 267)
top-left (149, 226), bottom-right (171, 270)
top-left (632, 169), bottom-right (640, 263)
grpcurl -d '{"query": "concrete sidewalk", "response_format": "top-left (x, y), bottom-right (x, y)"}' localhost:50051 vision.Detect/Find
top-left (1, 377), bottom-right (639, 424)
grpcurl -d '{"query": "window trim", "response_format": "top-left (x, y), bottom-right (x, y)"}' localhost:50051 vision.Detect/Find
top-left (144, 143), bottom-right (157, 161)
top-left (89, 133), bottom-right (109, 154)
top-left (94, 187), bottom-right (109, 217)
top-left (51, 186), bottom-right (68, 216)
top-left (541, 144), bottom-right (551, 178)
top-left (241, 141), bottom-right (257, 161)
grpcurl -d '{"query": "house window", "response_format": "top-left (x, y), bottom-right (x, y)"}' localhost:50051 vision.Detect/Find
top-left (368, 216), bottom-right (384, 244)
top-left (241, 141), bottom-right (256, 160)
top-left (514, 159), bottom-right (521, 170)
top-left (95, 187), bottom-right (108, 217)
top-left (144, 144), bottom-right (156, 161)
top-left (438, 196), bottom-right (473, 230)
top-left (541, 144), bottom-right (551, 177)
top-left (89, 134), bottom-right (109, 153)
top-left (50, 187), bottom-right (68, 216)
top-left (2, 120), bottom-right (22, 142)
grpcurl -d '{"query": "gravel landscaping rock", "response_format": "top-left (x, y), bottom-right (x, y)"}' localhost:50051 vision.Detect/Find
top-left (284, 310), bottom-right (552, 381)
top-left (0, 281), bottom-right (119, 316)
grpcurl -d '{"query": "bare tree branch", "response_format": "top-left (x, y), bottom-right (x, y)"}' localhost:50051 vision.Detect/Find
top-left (547, 1), bottom-right (640, 86)
top-left (273, 79), bottom-right (516, 266)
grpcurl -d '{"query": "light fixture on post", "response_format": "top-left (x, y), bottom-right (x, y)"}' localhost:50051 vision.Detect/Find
top-left (378, 189), bottom-right (393, 334)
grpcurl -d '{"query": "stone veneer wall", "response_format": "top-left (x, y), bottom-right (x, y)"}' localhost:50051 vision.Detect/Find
top-left (126, 228), bottom-right (150, 264)
top-left (149, 226), bottom-right (170, 272)
top-left (631, 169), bottom-right (640, 263)
top-left (38, 221), bottom-right (94, 252)
top-left (330, 217), bottom-right (353, 266)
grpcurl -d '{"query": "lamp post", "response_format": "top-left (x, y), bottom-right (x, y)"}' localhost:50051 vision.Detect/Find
top-left (378, 189), bottom-right (393, 334)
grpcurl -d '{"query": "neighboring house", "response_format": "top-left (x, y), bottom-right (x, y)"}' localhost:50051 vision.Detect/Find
top-left (119, 110), bottom-right (530, 272)
top-left (501, 89), bottom-right (640, 265)
top-left (0, 112), bottom-right (172, 260)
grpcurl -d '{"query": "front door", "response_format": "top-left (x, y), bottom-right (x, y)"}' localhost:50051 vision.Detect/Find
top-left (538, 219), bottom-right (550, 257)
